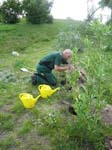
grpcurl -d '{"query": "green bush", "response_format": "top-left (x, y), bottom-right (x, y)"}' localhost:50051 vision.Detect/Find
top-left (55, 20), bottom-right (112, 149)
top-left (55, 22), bottom-right (102, 51)
top-left (79, 20), bottom-right (112, 50)
top-left (23, 0), bottom-right (53, 24)
top-left (66, 83), bottom-right (106, 150)
top-left (55, 24), bottom-right (84, 50)
top-left (64, 49), bottom-right (111, 149)
top-left (0, 0), bottom-right (22, 24)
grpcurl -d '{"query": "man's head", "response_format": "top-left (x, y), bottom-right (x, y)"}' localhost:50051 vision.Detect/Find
top-left (62, 49), bottom-right (73, 60)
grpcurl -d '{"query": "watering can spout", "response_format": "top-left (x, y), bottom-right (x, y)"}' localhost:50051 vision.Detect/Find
top-left (52, 87), bottom-right (60, 94)
top-left (35, 95), bottom-right (41, 101)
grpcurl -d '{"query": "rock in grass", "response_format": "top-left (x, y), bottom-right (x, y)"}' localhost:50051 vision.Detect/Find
top-left (12, 51), bottom-right (19, 57)
top-left (101, 104), bottom-right (112, 126)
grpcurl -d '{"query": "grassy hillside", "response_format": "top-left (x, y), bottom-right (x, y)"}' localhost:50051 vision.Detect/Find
top-left (0, 19), bottom-right (112, 150)
top-left (0, 19), bottom-right (77, 150)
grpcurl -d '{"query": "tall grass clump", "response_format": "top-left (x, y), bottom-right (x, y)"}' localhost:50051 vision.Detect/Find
top-left (55, 20), bottom-right (112, 149)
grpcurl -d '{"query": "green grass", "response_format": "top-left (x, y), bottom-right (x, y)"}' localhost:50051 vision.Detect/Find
top-left (0, 136), bottom-right (19, 150)
top-left (0, 113), bottom-right (13, 131)
top-left (0, 19), bottom-right (112, 150)
top-left (18, 120), bottom-right (33, 135)
top-left (11, 101), bottom-right (27, 115)
top-left (0, 19), bottom-right (74, 150)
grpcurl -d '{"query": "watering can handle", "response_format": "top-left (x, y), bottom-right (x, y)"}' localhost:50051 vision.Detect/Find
top-left (38, 85), bottom-right (43, 91)
top-left (19, 93), bottom-right (24, 99)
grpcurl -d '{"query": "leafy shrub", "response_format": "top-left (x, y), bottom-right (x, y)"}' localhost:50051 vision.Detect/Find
top-left (56, 21), bottom-right (109, 51)
top-left (64, 47), bottom-right (112, 149)
top-left (0, 0), bottom-right (22, 24)
top-left (46, 14), bottom-right (53, 23)
top-left (67, 83), bottom-right (106, 149)
top-left (23, 0), bottom-right (53, 24)
top-left (55, 24), bottom-right (84, 50)
top-left (55, 20), bottom-right (112, 148)
top-left (79, 20), bottom-right (112, 50)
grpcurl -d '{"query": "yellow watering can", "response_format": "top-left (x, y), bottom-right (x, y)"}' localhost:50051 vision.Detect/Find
top-left (19, 84), bottom-right (60, 108)
top-left (38, 84), bottom-right (60, 98)
top-left (19, 93), bottom-right (40, 108)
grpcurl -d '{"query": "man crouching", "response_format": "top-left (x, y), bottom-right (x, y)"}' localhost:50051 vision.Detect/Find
top-left (31, 49), bottom-right (74, 86)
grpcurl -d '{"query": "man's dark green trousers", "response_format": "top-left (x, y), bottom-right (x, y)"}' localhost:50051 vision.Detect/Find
top-left (36, 64), bottom-right (57, 86)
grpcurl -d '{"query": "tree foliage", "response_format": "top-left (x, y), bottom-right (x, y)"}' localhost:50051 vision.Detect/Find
top-left (0, 0), bottom-right (22, 24)
top-left (99, 0), bottom-right (112, 22)
top-left (23, 0), bottom-right (53, 24)
top-left (99, 0), bottom-right (112, 9)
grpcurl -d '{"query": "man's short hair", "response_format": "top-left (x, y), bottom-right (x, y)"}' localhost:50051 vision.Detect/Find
top-left (63, 49), bottom-right (73, 55)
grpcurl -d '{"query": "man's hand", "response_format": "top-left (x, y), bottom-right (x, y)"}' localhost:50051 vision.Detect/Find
top-left (68, 64), bottom-right (75, 71)
top-left (54, 64), bottom-right (75, 72)
top-left (54, 65), bottom-right (69, 72)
